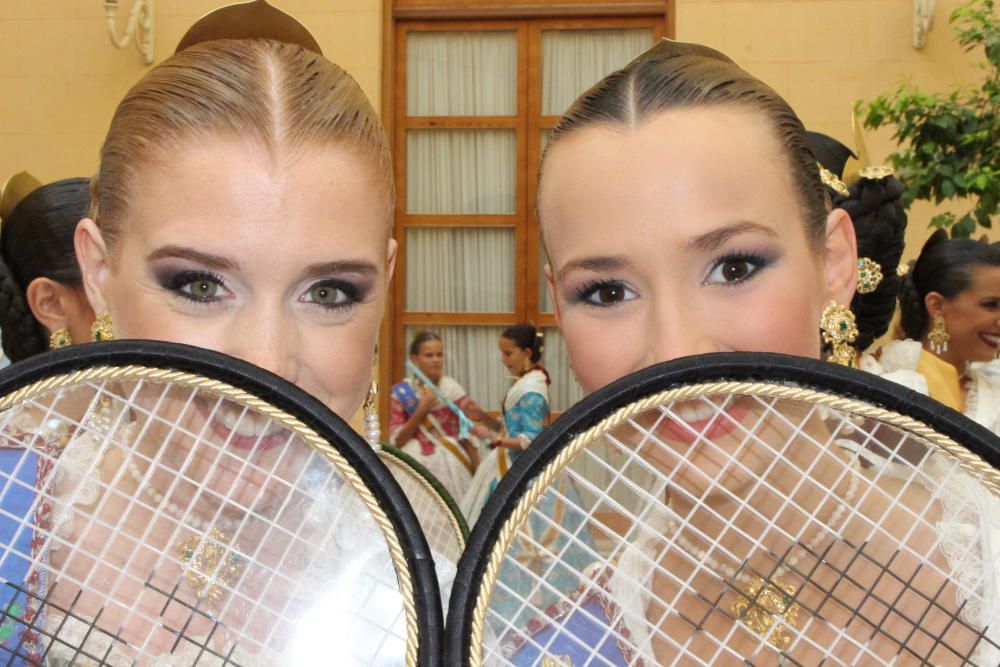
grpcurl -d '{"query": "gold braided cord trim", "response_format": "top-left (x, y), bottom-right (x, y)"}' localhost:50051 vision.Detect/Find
top-left (381, 453), bottom-right (466, 550)
top-left (0, 365), bottom-right (421, 667)
top-left (467, 380), bottom-right (1000, 666)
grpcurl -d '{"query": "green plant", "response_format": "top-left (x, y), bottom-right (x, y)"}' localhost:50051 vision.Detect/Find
top-left (856, 0), bottom-right (999, 237)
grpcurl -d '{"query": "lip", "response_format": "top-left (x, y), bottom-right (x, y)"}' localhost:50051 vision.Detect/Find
top-left (979, 332), bottom-right (1000, 349)
top-left (195, 399), bottom-right (292, 452)
top-left (653, 400), bottom-right (750, 445)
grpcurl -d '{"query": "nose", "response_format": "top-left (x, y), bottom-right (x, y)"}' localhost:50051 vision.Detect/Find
top-left (642, 296), bottom-right (717, 367)
top-left (227, 307), bottom-right (300, 385)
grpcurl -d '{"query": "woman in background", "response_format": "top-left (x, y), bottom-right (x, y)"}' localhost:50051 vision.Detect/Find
top-left (461, 324), bottom-right (549, 523)
top-left (0, 176), bottom-right (94, 361)
top-left (390, 330), bottom-right (484, 500)
top-left (862, 232), bottom-right (1000, 434)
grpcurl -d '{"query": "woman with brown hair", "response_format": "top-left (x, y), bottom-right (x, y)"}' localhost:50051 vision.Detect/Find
top-left (500, 39), bottom-right (998, 665)
top-left (1, 4), bottom-right (400, 663)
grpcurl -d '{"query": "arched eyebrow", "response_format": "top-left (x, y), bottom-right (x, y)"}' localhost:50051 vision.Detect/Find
top-left (555, 256), bottom-right (631, 282)
top-left (688, 221), bottom-right (777, 252)
top-left (147, 245), bottom-right (238, 270)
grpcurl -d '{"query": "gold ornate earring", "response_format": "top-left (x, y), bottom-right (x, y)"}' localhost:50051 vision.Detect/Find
top-left (49, 328), bottom-right (71, 349)
top-left (856, 257), bottom-right (883, 295)
top-left (522, 356), bottom-right (532, 373)
top-left (363, 345), bottom-right (380, 448)
top-left (820, 301), bottom-right (858, 367)
top-left (90, 313), bottom-right (115, 342)
top-left (927, 314), bottom-right (950, 354)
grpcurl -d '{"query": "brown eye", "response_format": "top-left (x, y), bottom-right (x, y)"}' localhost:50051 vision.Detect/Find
top-left (720, 260), bottom-right (751, 282)
top-left (706, 254), bottom-right (769, 286)
top-left (577, 281), bottom-right (637, 308)
top-left (596, 285), bottom-right (626, 304)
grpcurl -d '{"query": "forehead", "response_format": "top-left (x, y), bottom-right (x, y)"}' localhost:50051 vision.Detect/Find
top-left (539, 107), bottom-right (805, 264)
top-left (418, 339), bottom-right (443, 353)
top-left (120, 138), bottom-right (387, 265)
top-left (969, 265), bottom-right (1000, 293)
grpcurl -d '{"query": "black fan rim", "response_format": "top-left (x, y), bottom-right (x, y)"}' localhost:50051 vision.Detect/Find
top-left (0, 340), bottom-right (444, 667)
top-left (380, 444), bottom-right (471, 541)
top-left (445, 351), bottom-right (1000, 665)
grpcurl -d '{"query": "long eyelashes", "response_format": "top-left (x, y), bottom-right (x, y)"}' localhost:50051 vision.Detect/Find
top-left (160, 270), bottom-right (228, 304)
top-left (159, 271), bottom-right (366, 311)
top-left (300, 279), bottom-right (365, 310)
top-left (570, 280), bottom-right (637, 308)
top-left (704, 252), bottom-right (773, 287)
top-left (567, 251), bottom-right (774, 309)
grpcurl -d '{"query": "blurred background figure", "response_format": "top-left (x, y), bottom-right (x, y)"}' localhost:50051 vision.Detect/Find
top-left (390, 330), bottom-right (486, 500)
top-left (863, 232), bottom-right (1000, 434)
top-left (0, 174), bottom-right (95, 363)
top-left (462, 324), bottom-right (549, 524)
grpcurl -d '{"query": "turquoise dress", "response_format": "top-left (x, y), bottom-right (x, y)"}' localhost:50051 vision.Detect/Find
top-left (464, 369), bottom-right (599, 639)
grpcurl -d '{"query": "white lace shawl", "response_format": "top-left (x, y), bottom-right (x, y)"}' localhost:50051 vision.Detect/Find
top-left (607, 448), bottom-right (1000, 665)
top-left (860, 339), bottom-right (1000, 435)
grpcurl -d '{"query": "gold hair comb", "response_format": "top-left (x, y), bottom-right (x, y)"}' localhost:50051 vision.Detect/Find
top-left (175, 0), bottom-right (322, 55)
top-left (0, 172), bottom-right (42, 229)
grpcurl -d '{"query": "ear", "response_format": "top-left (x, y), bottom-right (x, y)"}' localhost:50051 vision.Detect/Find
top-left (385, 238), bottom-right (398, 282)
top-left (25, 278), bottom-right (69, 335)
top-left (823, 208), bottom-right (858, 304)
top-left (74, 218), bottom-right (112, 315)
top-left (544, 261), bottom-right (561, 326)
top-left (924, 291), bottom-right (947, 318)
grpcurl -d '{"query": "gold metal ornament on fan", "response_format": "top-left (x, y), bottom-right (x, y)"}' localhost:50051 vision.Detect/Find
top-left (178, 527), bottom-right (245, 603)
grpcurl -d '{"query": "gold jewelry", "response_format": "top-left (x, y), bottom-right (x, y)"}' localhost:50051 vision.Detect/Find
top-left (856, 257), bottom-right (883, 294)
top-left (178, 527), bottom-right (244, 603)
top-left (818, 164), bottom-right (849, 197)
top-left (522, 357), bottom-right (533, 373)
top-left (90, 313), bottom-right (115, 342)
top-left (49, 328), bottom-right (71, 349)
top-left (820, 301), bottom-right (858, 367)
top-left (663, 450), bottom-right (859, 651)
top-left (896, 263), bottom-right (910, 277)
top-left (858, 164), bottom-right (894, 180)
top-left (363, 345), bottom-right (380, 447)
top-left (927, 314), bottom-right (950, 355)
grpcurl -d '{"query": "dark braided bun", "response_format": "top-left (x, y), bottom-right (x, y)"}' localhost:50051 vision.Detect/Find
top-left (898, 230), bottom-right (1000, 340)
top-left (841, 175), bottom-right (908, 350)
top-left (0, 258), bottom-right (47, 360)
top-left (0, 177), bottom-right (90, 362)
top-left (807, 132), bottom-right (908, 351)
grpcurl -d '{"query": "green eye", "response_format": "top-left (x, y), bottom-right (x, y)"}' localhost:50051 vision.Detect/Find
top-left (185, 280), bottom-right (219, 300)
top-left (308, 284), bottom-right (342, 305)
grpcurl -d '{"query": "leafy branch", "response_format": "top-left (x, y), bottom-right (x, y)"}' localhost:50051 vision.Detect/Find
top-left (856, 0), bottom-right (999, 237)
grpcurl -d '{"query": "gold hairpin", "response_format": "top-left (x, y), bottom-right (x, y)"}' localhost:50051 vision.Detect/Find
top-left (859, 165), bottom-right (895, 180)
top-left (857, 257), bottom-right (884, 294)
top-left (175, 0), bottom-right (322, 55)
top-left (818, 164), bottom-right (850, 197)
top-left (0, 171), bottom-right (43, 230)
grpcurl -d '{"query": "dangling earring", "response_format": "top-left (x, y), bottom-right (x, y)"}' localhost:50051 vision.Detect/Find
top-left (522, 357), bottom-right (532, 374)
top-left (927, 314), bottom-right (950, 355)
top-left (90, 313), bottom-right (115, 342)
top-left (820, 301), bottom-right (858, 367)
top-left (49, 328), bottom-right (71, 349)
top-left (363, 345), bottom-right (380, 448)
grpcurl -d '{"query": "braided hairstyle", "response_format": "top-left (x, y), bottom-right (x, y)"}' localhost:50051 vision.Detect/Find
top-left (898, 230), bottom-right (1000, 340)
top-left (808, 133), bottom-right (908, 352)
top-left (0, 178), bottom-right (90, 362)
top-left (501, 324), bottom-right (545, 363)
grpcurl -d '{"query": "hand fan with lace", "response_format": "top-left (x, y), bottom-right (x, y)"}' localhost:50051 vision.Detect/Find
top-left (0, 341), bottom-right (441, 666)
top-left (448, 353), bottom-right (1000, 667)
